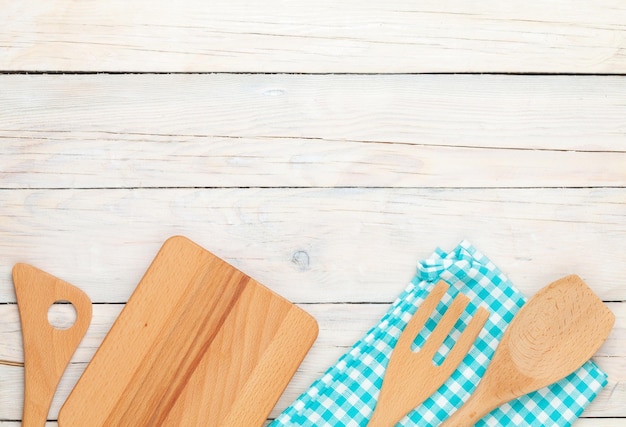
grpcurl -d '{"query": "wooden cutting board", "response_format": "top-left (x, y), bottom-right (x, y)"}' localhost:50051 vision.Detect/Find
top-left (58, 236), bottom-right (318, 426)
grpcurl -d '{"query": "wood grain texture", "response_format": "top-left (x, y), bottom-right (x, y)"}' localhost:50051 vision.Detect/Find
top-left (0, 187), bottom-right (624, 303)
top-left (368, 282), bottom-right (489, 427)
top-left (0, 54), bottom-right (624, 425)
top-left (12, 264), bottom-right (91, 427)
top-left (1, 75), bottom-right (625, 189)
top-left (0, 303), bottom-right (624, 420)
top-left (58, 236), bottom-right (317, 427)
top-left (2, 0), bottom-right (626, 73)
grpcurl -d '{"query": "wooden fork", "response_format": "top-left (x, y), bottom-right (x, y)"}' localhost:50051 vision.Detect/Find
top-left (367, 281), bottom-right (489, 427)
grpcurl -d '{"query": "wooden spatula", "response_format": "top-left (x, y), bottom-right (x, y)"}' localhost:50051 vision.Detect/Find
top-left (13, 263), bottom-right (92, 427)
top-left (59, 235), bottom-right (318, 427)
top-left (368, 281), bottom-right (490, 427)
top-left (441, 275), bottom-right (615, 427)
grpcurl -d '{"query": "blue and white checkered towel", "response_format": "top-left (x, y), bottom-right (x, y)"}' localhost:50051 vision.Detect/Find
top-left (271, 241), bottom-right (607, 426)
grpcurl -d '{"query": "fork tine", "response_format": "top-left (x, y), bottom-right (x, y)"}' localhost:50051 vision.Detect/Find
top-left (396, 281), bottom-right (449, 352)
top-left (420, 293), bottom-right (470, 358)
top-left (440, 306), bottom-right (489, 373)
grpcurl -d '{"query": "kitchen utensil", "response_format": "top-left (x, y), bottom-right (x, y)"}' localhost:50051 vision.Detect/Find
top-left (441, 275), bottom-right (614, 427)
top-left (58, 235), bottom-right (318, 427)
top-left (368, 281), bottom-right (489, 427)
top-left (13, 263), bottom-right (92, 427)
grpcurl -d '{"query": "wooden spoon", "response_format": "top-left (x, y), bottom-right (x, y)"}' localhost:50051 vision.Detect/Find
top-left (441, 275), bottom-right (614, 427)
top-left (13, 263), bottom-right (92, 427)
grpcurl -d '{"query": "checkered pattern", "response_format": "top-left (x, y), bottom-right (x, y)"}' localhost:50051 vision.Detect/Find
top-left (270, 241), bottom-right (607, 426)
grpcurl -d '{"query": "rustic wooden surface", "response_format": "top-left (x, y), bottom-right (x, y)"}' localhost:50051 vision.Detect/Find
top-left (1, 1), bottom-right (625, 425)
top-left (2, 0), bottom-right (626, 73)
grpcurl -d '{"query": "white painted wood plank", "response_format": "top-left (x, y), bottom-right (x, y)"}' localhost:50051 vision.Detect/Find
top-left (2, 75), bottom-right (625, 189)
top-left (1, 301), bottom-right (622, 366)
top-left (0, 188), bottom-right (624, 303)
top-left (1, 303), bottom-right (624, 419)
top-left (2, 0), bottom-right (626, 72)
top-left (2, 136), bottom-right (624, 189)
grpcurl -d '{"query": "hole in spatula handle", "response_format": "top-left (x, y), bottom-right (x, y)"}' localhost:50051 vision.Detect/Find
top-left (48, 300), bottom-right (77, 330)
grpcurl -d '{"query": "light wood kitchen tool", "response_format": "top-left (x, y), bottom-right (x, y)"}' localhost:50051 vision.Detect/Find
top-left (368, 281), bottom-right (490, 427)
top-left (441, 275), bottom-right (615, 427)
top-left (13, 263), bottom-right (92, 427)
top-left (58, 235), bottom-right (318, 427)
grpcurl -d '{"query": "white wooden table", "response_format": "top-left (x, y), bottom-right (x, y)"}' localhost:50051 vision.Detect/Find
top-left (1, 1), bottom-right (625, 425)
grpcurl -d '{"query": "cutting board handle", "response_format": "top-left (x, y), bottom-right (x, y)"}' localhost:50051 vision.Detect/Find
top-left (13, 263), bottom-right (92, 427)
